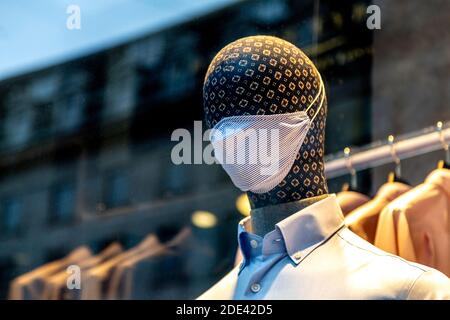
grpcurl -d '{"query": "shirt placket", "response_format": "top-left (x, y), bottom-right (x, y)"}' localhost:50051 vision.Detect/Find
top-left (240, 232), bottom-right (287, 298)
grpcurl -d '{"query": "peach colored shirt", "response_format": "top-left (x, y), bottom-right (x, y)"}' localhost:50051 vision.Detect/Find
top-left (8, 246), bottom-right (92, 300)
top-left (336, 191), bottom-right (370, 216)
top-left (43, 242), bottom-right (123, 300)
top-left (345, 182), bottom-right (411, 244)
top-left (375, 169), bottom-right (450, 277)
top-left (106, 228), bottom-right (191, 300)
top-left (81, 235), bottom-right (160, 300)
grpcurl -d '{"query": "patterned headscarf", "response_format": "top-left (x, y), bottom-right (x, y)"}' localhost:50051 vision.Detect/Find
top-left (203, 35), bottom-right (328, 208)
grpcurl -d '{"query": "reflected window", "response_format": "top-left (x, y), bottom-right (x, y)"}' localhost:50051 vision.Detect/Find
top-left (29, 75), bottom-right (58, 101)
top-left (104, 171), bottom-right (129, 209)
top-left (252, 0), bottom-right (289, 24)
top-left (5, 107), bottom-right (32, 147)
top-left (164, 63), bottom-right (194, 97)
top-left (163, 164), bottom-right (189, 197)
top-left (109, 77), bottom-right (135, 117)
top-left (296, 18), bottom-right (315, 47)
top-left (0, 198), bottom-right (22, 235)
top-left (56, 94), bottom-right (84, 132)
top-left (50, 182), bottom-right (76, 225)
top-left (136, 65), bottom-right (160, 104)
top-left (33, 102), bottom-right (53, 137)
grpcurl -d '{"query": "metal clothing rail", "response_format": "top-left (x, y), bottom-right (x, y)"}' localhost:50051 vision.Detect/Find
top-left (324, 122), bottom-right (450, 179)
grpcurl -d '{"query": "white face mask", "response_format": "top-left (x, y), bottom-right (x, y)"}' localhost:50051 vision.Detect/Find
top-left (209, 82), bottom-right (325, 194)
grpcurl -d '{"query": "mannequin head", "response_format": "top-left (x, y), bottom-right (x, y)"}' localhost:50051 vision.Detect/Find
top-left (203, 35), bottom-right (328, 209)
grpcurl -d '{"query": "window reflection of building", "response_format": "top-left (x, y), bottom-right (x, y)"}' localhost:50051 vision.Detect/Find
top-left (104, 75), bottom-right (136, 121)
top-left (28, 73), bottom-right (59, 140)
top-left (296, 18), bottom-right (316, 47)
top-left (163, 164), bottom-right (189, 198)
top-left (164, 63), bottom-right (193, 97)
top-left (50, 182), bottom-right (76, 225)
top-left (103, 170), bottom-right (129, 209)
top-left (251, 0), bottom-right (289, 25)
top-left (29, 74), bottom-right (58, 101)
top-left (162, 35), bottom-right (198, 99)
top-left (131, 36), bottom-right (165, 69)
top-left (33, 102), bottom-right (53, 138)
top-left (55, 94), bottom-right (84, 132)
top-left (4, 105), bottom-right (32, 148)
top-left (0, 197), bottom-right (22, 236)
top-left (103, 49), bottom-right (137, 122)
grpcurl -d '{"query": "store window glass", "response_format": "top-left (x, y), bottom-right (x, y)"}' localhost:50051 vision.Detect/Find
top-left (0, 0), bottom-right (449, 301)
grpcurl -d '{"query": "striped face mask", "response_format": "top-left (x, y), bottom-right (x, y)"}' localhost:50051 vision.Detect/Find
top-left (210, 82), bottom-right (324, 194)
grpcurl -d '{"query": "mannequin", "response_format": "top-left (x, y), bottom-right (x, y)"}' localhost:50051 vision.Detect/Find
top-left (199, 35), bottom-right (450, 300)
top-left (204, 35), bottom-right (328, 235)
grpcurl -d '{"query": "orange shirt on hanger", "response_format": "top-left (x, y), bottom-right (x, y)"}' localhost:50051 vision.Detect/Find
top-left (375, 169), bottom-right (450, 277)
top-left (345, 182), bottom-right (411, 244)
top-left (336, 191), bottom-right (370, 216)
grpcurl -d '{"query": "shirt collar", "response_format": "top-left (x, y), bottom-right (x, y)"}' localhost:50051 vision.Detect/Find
top-left (237, 194), bottom-right (345, 268)
top-left (375, 182), bottom-right (412, 202)
top-left (425, 168), bottom-right (450, 198)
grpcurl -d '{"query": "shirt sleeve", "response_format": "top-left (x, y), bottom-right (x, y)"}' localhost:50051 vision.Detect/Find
top-left (407, 270), bottom-right (450, 300)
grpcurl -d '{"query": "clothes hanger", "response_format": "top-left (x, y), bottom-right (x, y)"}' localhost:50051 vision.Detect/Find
top-left (342, 147), bottom-right (365, 193)
top-left (436, 121), bottom-right (450, 169)
top-left (387, 135), bottom-right (411, 185)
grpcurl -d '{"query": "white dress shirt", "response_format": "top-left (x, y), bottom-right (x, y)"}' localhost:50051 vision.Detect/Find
top-left (198, 194), bottom-right (450, 300)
